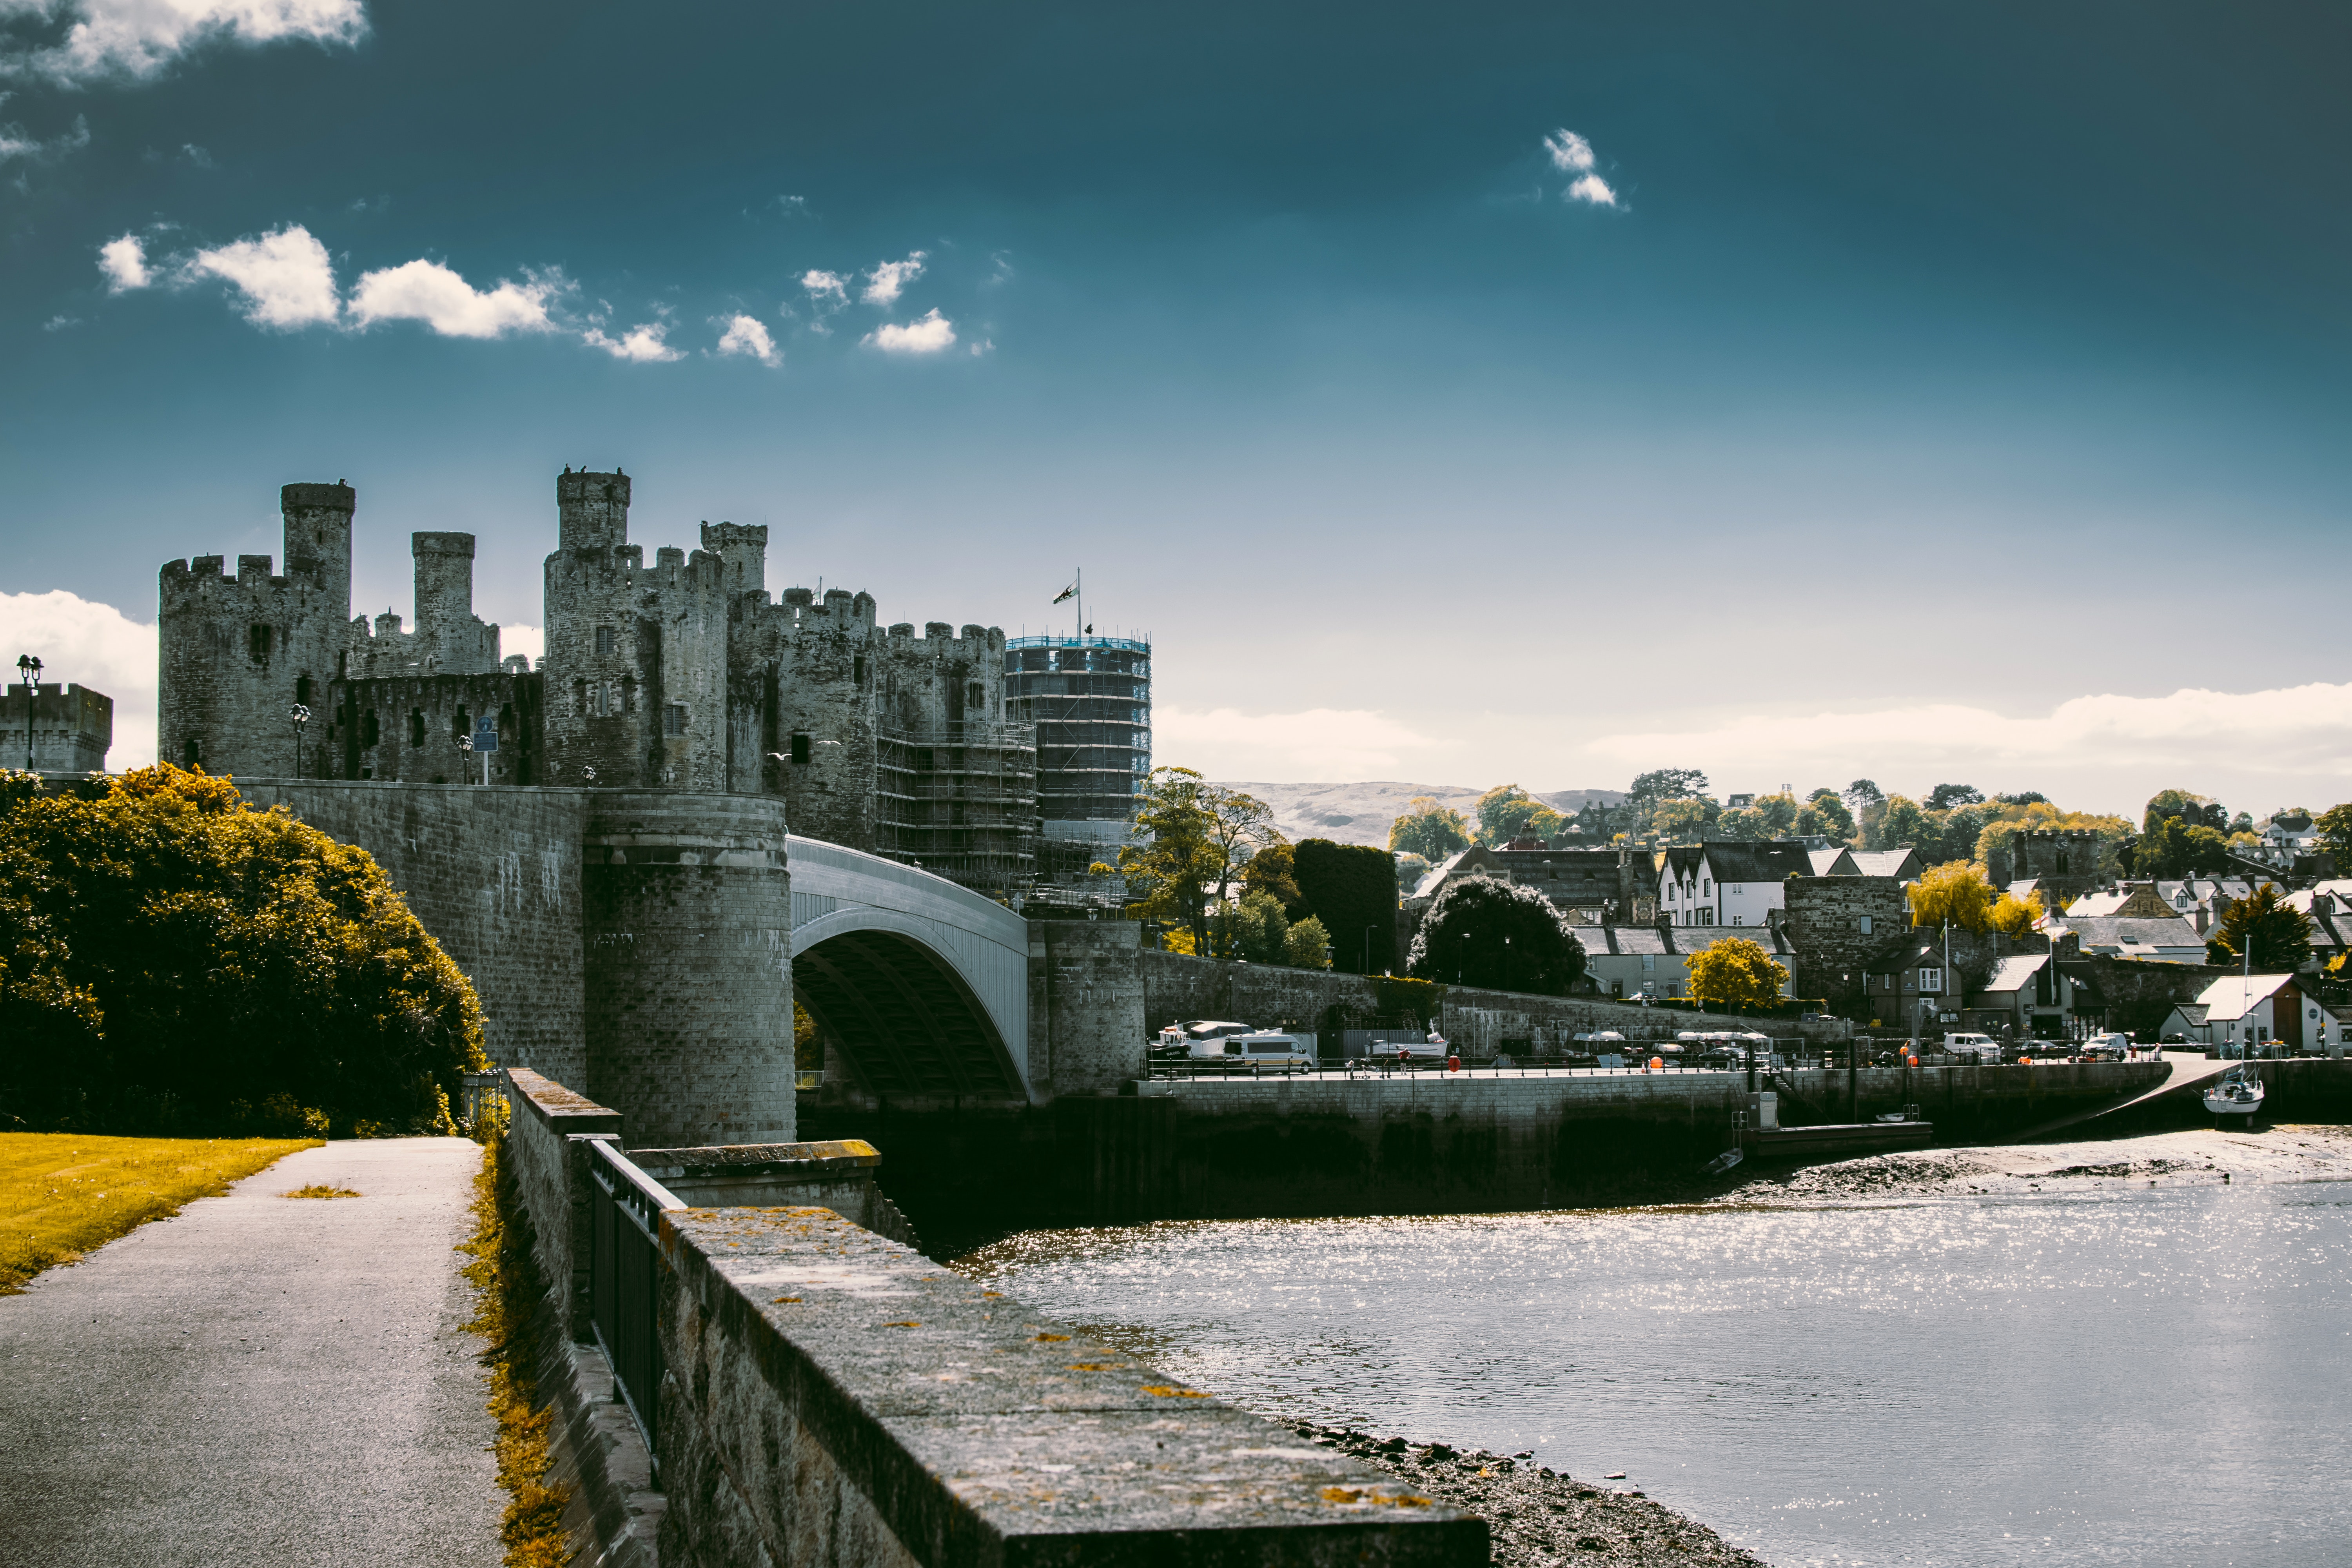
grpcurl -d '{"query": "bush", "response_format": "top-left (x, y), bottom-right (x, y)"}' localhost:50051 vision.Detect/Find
top-left (1406, 877), bottom-right (1587, 996)
top-left (0, 763), bottom-right (487, 1136)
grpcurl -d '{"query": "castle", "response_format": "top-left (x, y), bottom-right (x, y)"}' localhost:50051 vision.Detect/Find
top-left (159, 470), bottom-right (1039, 889)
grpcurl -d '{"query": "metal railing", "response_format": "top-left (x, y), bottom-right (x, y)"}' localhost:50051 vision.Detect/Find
top-left (456, 1070), bottom-right (503, 1130)
top-left (586, 1138), bottom-right (684, 1461)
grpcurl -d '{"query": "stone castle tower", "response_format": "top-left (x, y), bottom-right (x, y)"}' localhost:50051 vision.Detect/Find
top-left (157, 468), bottom-right (1036, 889)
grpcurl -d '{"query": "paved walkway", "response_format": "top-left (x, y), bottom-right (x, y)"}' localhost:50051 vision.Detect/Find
top-left (0, 1138), bottom-right (503, 1567)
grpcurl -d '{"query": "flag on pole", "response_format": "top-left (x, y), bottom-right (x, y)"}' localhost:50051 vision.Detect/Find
top-left (1052, 579), bottom-right (1077, 603)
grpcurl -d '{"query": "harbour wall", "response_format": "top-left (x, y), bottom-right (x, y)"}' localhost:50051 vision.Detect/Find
top-left (802, 1062), bottom-right (2185, 1257)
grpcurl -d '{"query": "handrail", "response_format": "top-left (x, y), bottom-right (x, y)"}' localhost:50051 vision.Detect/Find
top-left (585, 1138), bottom-right (683, 1464)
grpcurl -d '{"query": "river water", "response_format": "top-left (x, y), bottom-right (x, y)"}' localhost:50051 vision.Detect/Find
top-left (957, 1182), bottom-right (2352, 1567)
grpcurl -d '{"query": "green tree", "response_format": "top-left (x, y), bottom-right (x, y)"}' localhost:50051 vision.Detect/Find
top-left (1388, 796), bottom-right (1472, 860)
top-left (1628, 768), bottom-right (1709, 823)
top-left (1241, 838), bottom-right (1301, 911)
top-left (1926, 783), bottom-right (1985, 811)
top-left (1295, 838), bottom-right (1401, 974)
top-left (1880, 794), bottom-right (1931, 853)
top-left (1753, 792), bottom-right (1800, 835)
top-left (1686, 936), bottom-right (1789, 1012)
top-left (1799, 788), bottom-right (1856, 843)
top-left (1213, 889), bottom-right (1294, 964)
top-left (0, 763), bottom-right (486, 1135)
top-left (1406, 877), bottom-right (1587, 995)
top-left (2138, 817), bottom-right (2232, 879)
top-left (1908, 860), bottom-right (1996, 932)
top-left (2206, 883), bottom-right (2312, 971)
top-left (2310, 803), bottom-right (2352, 870)
top-left (2145, 789), bottom-right (2228, 834)
top-left (1285, 915), bottom-right (1333, 969)
top-left (1106, 766), bottom-right (1276, 955)
top-left (1393, 852), bottom-right (1432, 897)
top-left (1713, 807), bottom-right (1766, 841)
top-left (1651, 796), bottom-right (1719, 843)
top-left (1472, 785), bottom-right (1567, 847)
top-left (1844, 779), bottom-right (1886, 809)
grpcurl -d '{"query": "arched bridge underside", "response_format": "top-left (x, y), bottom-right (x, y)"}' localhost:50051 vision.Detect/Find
top-left (786, 836), bottom-right (1032, 1102)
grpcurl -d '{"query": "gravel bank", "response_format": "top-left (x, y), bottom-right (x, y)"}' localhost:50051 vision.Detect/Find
top-left (1294, 1424), bottom-right (1768, 1568)
top-left (1710, 1123), bottom-right (2352, 1204)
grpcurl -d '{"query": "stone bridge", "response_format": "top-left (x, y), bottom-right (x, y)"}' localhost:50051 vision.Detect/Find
top-left (783, 836), bottom-right (1030, 1102)
top-left (226, 780), bottom-right (1683, 1152)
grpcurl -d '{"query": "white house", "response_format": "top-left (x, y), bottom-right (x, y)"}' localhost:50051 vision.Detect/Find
top-left (1655, 841), bottom-right (1815, 928)
top-left (2160, 974), bottom-right (2330, 1054)
top-left (1578, 924), bottom-right (1799, 1003)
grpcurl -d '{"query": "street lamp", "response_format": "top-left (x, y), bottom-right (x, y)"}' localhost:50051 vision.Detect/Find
top-left (289, 702), bottom-right (310, 780)
top-left (458, 732), bottom-right (474, 786)
top-left (16, 654), bottom-right (42, 775)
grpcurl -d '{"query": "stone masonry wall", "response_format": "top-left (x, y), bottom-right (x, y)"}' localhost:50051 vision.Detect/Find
top-left (236, 780), bottom-right (595, 1083)
top-left (1, 682), bottom-right (113, 773)
top-left (1782, 875), bottom-right (1912, 1004)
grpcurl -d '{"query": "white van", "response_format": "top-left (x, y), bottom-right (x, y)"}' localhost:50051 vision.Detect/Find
top-left (1205, 1031), bottom-right (1317, 1069)
top-left (1943, 1032), bottom-right (2002, 1063)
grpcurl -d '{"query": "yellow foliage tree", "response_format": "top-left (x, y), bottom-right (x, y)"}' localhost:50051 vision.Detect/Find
top-left (1686, 936), bottom-right (1788, 1012)
top-left (1908, 861), bottom-right (1996, 931)
top-left (1987, 889), bottom-right (2044, 936)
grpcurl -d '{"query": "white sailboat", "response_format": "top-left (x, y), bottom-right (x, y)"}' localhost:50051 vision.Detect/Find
top-left (2203, 1062), bottom-right (2265, 1122)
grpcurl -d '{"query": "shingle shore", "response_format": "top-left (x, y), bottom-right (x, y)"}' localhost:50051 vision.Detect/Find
top-left (1295, 1424), bottom-right (1771, 1568)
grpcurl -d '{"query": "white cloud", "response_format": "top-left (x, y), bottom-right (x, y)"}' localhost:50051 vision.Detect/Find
top-left (1566, 172), bottom-right (1618, 207)
top-left (863, 307), bottom-right (955, 354)
top-left (581, 321), bottom-right (682, 362)
top-left (185, 222), bottom-right (339, 328)
top-left (0, 590), bottom-right (158, 768)
top-left (3, 0), bottom-right (367, 86)
top-left (499, 624), bottom-right (542, 667)
top-left (1543, 129), bottom-right (1596, 173)
top-left (801, 268), bottom-right (846, 304)
top-left (347, 258), bottom-right (555, 338)
top-left (713, 313), bottom-right (779, 366)
top-left (181, 142), bottom-right (213, 167)
top-left (0, 112), bottom-right (88, 164)
top-left (1157, 704), bottom-right (1450, 781)
top-left (861, 250), bottom-right (926, 306)
top-left (42, 312), bottom-right (77, 330)
top-left (98, 231), bottom-right (149, 290)
top-left (1583, 681), bottom-right (2352, 783)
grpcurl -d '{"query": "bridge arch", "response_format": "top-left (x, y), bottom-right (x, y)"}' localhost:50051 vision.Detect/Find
top-left (786, 836), bottom-right (1032, 1102)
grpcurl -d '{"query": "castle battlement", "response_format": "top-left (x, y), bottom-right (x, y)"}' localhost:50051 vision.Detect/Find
top-left (159, 463), bottom-right (1037, 890)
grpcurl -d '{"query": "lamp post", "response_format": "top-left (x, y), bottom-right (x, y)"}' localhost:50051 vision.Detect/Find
top-left (289, 702), bottom-right (310, 780)
top-left (16, 654), bottom-right (43, 775)
top-left (458, 733), bottom-right (474, 786)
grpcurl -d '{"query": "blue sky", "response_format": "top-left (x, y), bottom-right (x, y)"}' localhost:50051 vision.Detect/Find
top-left (4, 2), bottom-right (2349, 817)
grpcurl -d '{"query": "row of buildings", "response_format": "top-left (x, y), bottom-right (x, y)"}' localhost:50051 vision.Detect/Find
top-left (1404, 828), bottom-right (2348, 1046)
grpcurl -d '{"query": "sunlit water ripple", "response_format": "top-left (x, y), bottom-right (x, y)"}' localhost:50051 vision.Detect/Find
top-left (956, 1184), bottom-right (2352, 1567)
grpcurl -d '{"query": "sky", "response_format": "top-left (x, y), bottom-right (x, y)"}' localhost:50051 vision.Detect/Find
top-left (3, 1), bottom-right (2349, 819)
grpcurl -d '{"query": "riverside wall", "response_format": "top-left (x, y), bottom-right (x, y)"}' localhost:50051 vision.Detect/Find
top-left (501, 1068), bottom-right (1487, 1568)
top-left (802, 1061), bottom-right (2189, 1258)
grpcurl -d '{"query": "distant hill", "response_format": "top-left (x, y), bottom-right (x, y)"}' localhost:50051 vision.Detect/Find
top-left (1214, 781), bottom-right (1628, 849)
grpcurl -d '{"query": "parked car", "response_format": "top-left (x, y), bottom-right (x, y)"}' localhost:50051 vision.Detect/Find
top-left (2082, 1034), bottom-right (2130, 1062)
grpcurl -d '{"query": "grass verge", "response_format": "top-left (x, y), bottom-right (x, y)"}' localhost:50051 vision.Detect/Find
top-left (457, 1131), bottom-right (575, 1568)
top-left (0, 1131), bottom-right (321, 1294)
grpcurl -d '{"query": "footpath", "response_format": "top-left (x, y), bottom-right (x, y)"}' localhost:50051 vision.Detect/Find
top-left (0, 1138), bottom-right (502, 1567)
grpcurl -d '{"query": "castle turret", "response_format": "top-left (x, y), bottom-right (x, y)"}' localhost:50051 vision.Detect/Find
top-left (280, 482), bottom-right (354, 604)
top-left (699, 521), bottom-right (768, 597)
top-left (158, 481), bottom-right (357, 777)
top-left (412, 532), bottom-right (477, 641)
top-left (557, 469), bottom-right (631, 552)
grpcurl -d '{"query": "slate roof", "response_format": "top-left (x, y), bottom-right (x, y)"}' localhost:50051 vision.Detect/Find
top-left (1847, 849), bottom-right (1924, 880)
top-left (2046, 915), bottom-right (2207, 953)
top-left (2192, 974), bottom-right (2301, 1022)
top-left (1980, 953), bottom-right (2052, 995)
top-left (1579, 924), bottom-right (1797, 957)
